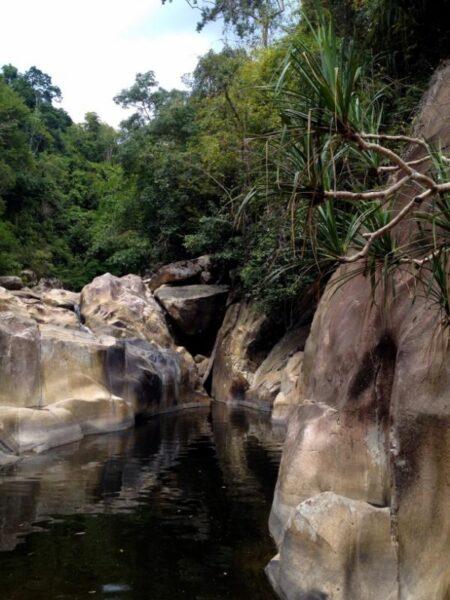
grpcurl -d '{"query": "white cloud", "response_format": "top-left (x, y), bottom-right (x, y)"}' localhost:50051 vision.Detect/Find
top-left (0, 0), bottom-right (220, 125)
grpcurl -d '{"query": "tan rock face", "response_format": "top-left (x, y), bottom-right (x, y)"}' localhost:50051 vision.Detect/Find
top-left (211, 301), bottom-right (277, 403)
top-left (1, 274), bottom-right (209, 458)
top-left (271, 351), bottom-right (304, 422)
top-left (0, 312), bottom-right (41, 409)
top-left (146, 255), bottom-right (212, 291)
top-left (80, 273), bottom-right (172, 346)
top-left (212, 300), bottom-right (308, 413)
top-left (247, 326), bottom-right (309, 412)
top-left (269, 63), bottom-right (450, 600)
top-left (155, 284), bottom-right (229, 337)
top-left (8, 287), bottom-right (79, 329)
top-left (267, 492), bottom-right (397, 600)
top-left (270, 272), bottom-right (450, 599)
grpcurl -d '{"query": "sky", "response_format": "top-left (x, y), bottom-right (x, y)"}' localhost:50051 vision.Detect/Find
top-left (0, 0), bottom-right (223, 126)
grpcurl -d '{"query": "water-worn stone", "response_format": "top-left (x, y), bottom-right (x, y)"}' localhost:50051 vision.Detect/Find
top-left (267, 492), bottom-right (397, 600)
top-left (1, 273), bottom-right (209, 456)
top-left (0, 276), bottom-right (23, 290)
top-left (271, 351), bottom-right (304, 422)
top-left (146, 255), bottom-right (212, 291)
top-left (42, 289), bottom-right (80, 310)
top-left (0, 312), bottom-right (41, 409)
top-left (212, 301), bottom-right (308, 412)
top-left (155, 284), bottom-right (229, 337)
top-left (211, 301), bottom-right (281, 404)
top-left (80, 273), bottom-right (172, 346)
top-left (268, 62), bottom-right (450, 600)
top-left (246, 326), bottom-right (309, 412)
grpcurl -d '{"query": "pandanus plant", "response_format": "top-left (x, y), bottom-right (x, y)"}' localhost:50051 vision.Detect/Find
top-left (239, 6), bottom-right (450, 321)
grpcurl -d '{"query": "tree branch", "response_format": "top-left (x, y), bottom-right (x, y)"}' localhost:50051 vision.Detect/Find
top-left (324, 175), bottom-right (411, 202)
top-left (338, 188), bottom-right (434, 263)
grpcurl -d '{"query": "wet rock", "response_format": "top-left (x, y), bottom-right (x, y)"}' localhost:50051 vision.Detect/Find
top-left (212, 301), bottom-right (308, 412)
top-left (0, 276), bottom-right (23, 290)
top-left (40, 325), bottom-right (117, 405)
top-left (155, 284), bottom-right (228, 337)
top-left (0, 405), bottom-right (83, 454)
top-left (194, 354), bottom-right (209, 380)
top-left (1, 273), bottom-right (209, 456)
top-left (146, 255), bottom-right (212, 291)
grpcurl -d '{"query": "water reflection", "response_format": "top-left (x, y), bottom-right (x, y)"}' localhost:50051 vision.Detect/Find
top-left (0, 402), bottom-right (284, 600)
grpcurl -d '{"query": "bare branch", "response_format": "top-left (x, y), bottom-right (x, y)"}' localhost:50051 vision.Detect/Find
top-left (361, 133), bottom-right (429, 149)
top-left (324, 175), bottom-right (411, 202)
top-left (338, 188), bottom-right (434, 264)
top-left (354, 133), bottom-right (438, 191)
top-left (378, 156), bottom-right (429, 173)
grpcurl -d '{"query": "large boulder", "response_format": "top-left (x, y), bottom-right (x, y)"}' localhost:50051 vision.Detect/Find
top-left (211, 301), bottom-right (281, 403)
top-left (1, 273), bottom-right (209, 457)
top-left (211, 300), bottom-right (308, 412)
top-left (0, 312), bottom-right (41, 408)
top-left (155, 284), bottom-right (229, 337)
top-left (268, 63), bottom-right (450, 600)
top-left (267, 492), bottom-right (397, 600)
top-left (146, 255), bottom-right (212, 291)
top-left (80, 273), bottom-right (172, 346)
top-left (0, 276), bottom-right (23, 290)
top-left (246, 325), bottom-right (309, 411)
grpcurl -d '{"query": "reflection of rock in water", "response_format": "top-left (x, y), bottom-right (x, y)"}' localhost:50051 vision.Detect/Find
top-left (0, 404), bottom-right (285, 557)
top-left (212, 402), bottom-right (285, 504)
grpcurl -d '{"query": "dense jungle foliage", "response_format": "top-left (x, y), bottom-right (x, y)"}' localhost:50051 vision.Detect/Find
top-left (1, 0), bottom-right (449, 318)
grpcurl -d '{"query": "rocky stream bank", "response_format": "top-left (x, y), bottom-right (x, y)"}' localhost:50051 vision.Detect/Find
top-left (1, 62), bottom-right (450, 600)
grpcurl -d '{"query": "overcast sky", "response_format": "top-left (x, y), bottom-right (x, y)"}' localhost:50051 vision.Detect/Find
top-left (0, 0), bottom-right (223, 126)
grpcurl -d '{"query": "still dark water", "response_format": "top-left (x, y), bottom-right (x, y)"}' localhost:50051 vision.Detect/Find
top-left (0, 403), bottom-right (284, 600)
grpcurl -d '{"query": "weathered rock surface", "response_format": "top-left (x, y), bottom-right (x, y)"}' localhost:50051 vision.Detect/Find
top-left (33, 277), bottom-right (64, 291)
top-left (0, 311), bottom-right (41, 409)
top-left (211, 301), bottom-right (278, 403)
top-left (80, 273), bottom-right (172, 346)
top-left (211, 300), bottom-right (308, 413)
top-left (268, 62), bottom-right (450, 600)
top-left (0, 272), bottom-right (209, 459)
top-left (146, 255), bottom-right (212, 291)
top-left (271, 351), bottom-right (304, 422)
top-left (155, 284), bottom-right (229, 337)
top-left (267, 492), bottom-right (397, 600)
top-left (0, 276), bottom-right (23, 290)
top-left (246, 326), bottom-right (309, 412)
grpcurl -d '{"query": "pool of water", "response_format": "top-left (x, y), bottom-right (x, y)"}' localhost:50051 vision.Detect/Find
top-left (0, 402), bottom-right (285, 600)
